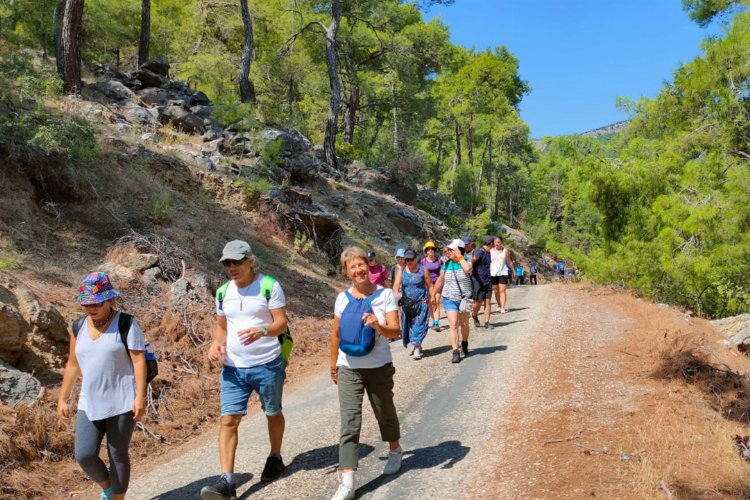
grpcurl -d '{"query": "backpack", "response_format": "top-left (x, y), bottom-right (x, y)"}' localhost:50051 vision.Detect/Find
top-left (339, 288), bottom-right (385, 357)
top-left (72, 313), bottom-right (158, 383)
top-left (216, 275), bottom-right (294, 363)
top-left (530, 264), bottom-right (537, 274)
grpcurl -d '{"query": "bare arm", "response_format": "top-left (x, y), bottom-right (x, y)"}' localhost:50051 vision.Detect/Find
top-left (130, 350), bottom-right (147, 421)
top-left (330, 315), bottom-right (340, 384)
top-left (434, 269), bottom-right (446, 295)
top-left (392, 266), bottom-right (403, 296)
top-left (57, 330), bottom-right (81, 419)
top-left (208, 315), bottom-right (228, 365)
top-left (363, 310), bottom-right (400, 340)
top-left (506, 250), bottom-right (514, 272)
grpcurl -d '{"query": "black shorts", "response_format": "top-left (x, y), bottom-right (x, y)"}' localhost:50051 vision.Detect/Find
top-left (472, 281), bottom-right (492, 301)
top-left (491, 275), bottom-right (510, 285)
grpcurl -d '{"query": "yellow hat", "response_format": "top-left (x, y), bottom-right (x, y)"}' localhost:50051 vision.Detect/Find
top-left (423, 241), bottom-right (436, 250)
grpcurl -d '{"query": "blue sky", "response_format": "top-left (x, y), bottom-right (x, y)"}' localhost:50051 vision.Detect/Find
top-left (426, 0), bottom-right (722, 138)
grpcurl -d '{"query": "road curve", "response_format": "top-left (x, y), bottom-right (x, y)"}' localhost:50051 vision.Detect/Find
top-left (127, 284), bottom-right (548, 499)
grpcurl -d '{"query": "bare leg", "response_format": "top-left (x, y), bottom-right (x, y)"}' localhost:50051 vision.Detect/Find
top-left (446, 310), bottom-right (459, 349)
top-left (219, 415), bottom-right (242, 473)
top-left (458, 312), bottom-right (470, 341)
top-left (267, 412), bottom-right (285, 455)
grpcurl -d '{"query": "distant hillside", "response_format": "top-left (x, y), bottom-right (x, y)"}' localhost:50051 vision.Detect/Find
top-left (580, 120), bottom-right (629, 138)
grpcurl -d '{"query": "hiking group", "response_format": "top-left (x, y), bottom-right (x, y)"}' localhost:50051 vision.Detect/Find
top-left (57, 235), bottom-right (527, 500)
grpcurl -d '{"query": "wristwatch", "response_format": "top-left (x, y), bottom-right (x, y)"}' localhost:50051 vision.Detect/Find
top-left (261, 325), bottom-right (268, 336)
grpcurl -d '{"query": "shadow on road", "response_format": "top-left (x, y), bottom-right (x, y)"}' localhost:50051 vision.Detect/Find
top-left (499, 307), bottom-right (529, 313)
top-left (469, 345), bottom-right (507, 356)
top-left (420, 345), bottom-right (453, 359)
top-left (238, 443), bottom-right (376, 498)
top-left (149, 473), bottom-right (253, 499)
top-left (356, 440), bottom-right (471, 495)
top-left (489, 319), bottom-right (527, 328)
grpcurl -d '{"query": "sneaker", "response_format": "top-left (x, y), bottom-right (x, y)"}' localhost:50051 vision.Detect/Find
top-left (100, 490), bottom-right (113, 500)
top-left (200, 476), bottom-right (237, 500)
top-left (472, 315), bottom-right (480, 327)
top-left (330, 483), bottom-right (355, 500)
top-left (383, 448), bottom-right (403, 475)
top-left (434, 323), bottom-right (442, 332)
top-left (261, 455), bottom-right (286, 482)
top-left (500, 308), bottom-right (506, 314)
top-left (461, 340), bottom-right (469, 356)
top-left (413, 347), bottom-right (423, 360)
top-left (483, 321), bottom-right (490, 329)
top-left (451, 349), bottom-right (461, 363)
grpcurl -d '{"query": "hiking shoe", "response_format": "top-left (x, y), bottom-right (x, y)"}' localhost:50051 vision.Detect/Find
top-left (461, 340), bottom-right (469, 356)
top-left (451, 349), bottom-right (461, 363)
top-left (484, 321), bottom-right (490, 329)
top-left (413, 347), bottom-right (423, 360)
top-left (330, 483), bottom-right (355, 500)
top-left (200, 476), bottom-right (237, 500)
top-left (472, 315), bottom-right (480, 327)
top-left (261, 455), bottom-right (286, 482)
top-left (100, 489), bottom-right (113, 500)
top-left (383, 448), bottom-right (403, 475)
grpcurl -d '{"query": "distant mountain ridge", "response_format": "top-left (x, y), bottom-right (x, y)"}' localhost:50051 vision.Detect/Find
top-left (580, 120), bottom-right (629, 138)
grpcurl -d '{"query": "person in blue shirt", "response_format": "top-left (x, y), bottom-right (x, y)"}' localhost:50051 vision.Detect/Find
top-left (529, 262), bottom-right (538, 285)
top-left (514, 264), bottom-right (525, 286)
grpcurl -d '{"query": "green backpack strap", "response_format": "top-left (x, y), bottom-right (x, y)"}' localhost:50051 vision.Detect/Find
top-left (216, 280), bottom-right (232, 311)
top-left (260, 275), bottom-right (292, 363)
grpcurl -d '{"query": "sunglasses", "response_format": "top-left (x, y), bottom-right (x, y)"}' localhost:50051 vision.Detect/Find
top-left (222, 259), bottom-right (247, 268)
top-left (405, 258), bottom-right (415, 262)
top-left (82, 302), bottom-right (105, 308)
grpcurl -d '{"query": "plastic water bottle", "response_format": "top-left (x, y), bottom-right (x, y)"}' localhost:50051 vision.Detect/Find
top-left (144, 342), bottom-right (156, 362)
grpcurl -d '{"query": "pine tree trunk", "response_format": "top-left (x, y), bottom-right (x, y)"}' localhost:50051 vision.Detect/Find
top-left (368, 113), bottom-right (385, 149)
top-left (391, 79), bottom-right (400, 154)
top-left (343, 85), bottom-right (359, 144)
top-left (137, 0), bottom-right (150, 67)
top-left (467, 117), bottom-right (474, 167)
top-left (62, 0), bottom-right (85, 94)
top-left (433, 136), bottom-right (444, 189)
top-left (454, 120), bottom-right (462, 165)
top-left (239, 0), bottom-right (256, 103)
top-left (324, 0), bottom-right (342, 169)
top-left (53, 0), bottom-right (66, 79)
top-left (487, 134), bottom-right (493, 218)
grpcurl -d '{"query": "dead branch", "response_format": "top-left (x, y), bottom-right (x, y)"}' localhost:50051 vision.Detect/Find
top-left (279, 21), bottom-right (327, 56)
top-left (575, 443), bottom-right (609, 454)
top-left (619, 349), bottom-right (640, 357)
top-left (660, 480), bottom-right (674, 500)
top-left (135, 421), bottom-right (167, 443)
top-left (543, 430), bottom-right (583, 447)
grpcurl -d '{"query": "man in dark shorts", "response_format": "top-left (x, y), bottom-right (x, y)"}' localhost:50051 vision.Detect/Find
top-left (470, 236), bottom-right (494, 328)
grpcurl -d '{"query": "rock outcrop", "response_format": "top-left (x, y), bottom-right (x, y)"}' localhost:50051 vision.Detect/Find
top-left (714, 314), bottom-right (750, 346)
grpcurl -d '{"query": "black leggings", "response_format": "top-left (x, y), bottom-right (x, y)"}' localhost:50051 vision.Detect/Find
top-left (75, 410), bottom-right (135, 494)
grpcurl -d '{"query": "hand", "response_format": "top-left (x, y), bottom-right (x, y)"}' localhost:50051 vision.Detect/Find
top-left (208, 341), bottom-right (226, 365)
top-left (238, 327), bottom-right (264, 346)
top-left (362, 313), bottom-right (380, 332)
top-left (132, 396), bottom-right (146, 421)
top-left (57, 400), bottom-right (70, 420)
top-left (330, 368), bottom-right (338, 385)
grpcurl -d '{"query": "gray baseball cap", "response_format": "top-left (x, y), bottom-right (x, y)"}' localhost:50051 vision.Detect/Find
top-left (219, 240), bottom-right (253, 262)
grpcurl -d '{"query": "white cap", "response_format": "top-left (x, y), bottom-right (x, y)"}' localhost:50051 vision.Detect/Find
top-left (448, 238), bottom-right (465, 250)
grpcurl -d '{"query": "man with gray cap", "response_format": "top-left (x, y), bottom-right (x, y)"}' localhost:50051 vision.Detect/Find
top-left (201, 240), bottom-right (289, 500)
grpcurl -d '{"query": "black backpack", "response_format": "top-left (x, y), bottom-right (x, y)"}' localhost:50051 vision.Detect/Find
top-left (72, 313), bottom-right (158, 383)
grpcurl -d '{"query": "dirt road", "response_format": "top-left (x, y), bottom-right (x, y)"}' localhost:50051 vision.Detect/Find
top-left (127, 284), bottom-right (548, 499)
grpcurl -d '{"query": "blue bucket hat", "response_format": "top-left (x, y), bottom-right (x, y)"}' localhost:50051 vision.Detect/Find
top-left (77, 272), bottom-right (120, 305)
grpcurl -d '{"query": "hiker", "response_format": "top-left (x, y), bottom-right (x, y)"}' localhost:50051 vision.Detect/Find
top-left (367, 250), bottom-right (389, 287)
top-left (421, 241), bottom-right (442, 331)
top-left (434, 238), bottom-right (473, 363)
top-left (471, 236), bottom-right (494, 328)
top-left (389, 248), bottom-right (406, 287)
top-left (463, 236), bottom-right (476, 260)
top-left (529, 262), bottom-right (538, 285)
top-left (57, 272), bottom-right (147, 500)
top-left (393, 248), bottom-right (434, 360)
top-left (201, 240), bottom-right (289, 500)
top-left (556, 260), bottom-right (565, 280)
top-left (515, 264), bottom-right (525, 286)
top-left (330, 246), bottom-right (403, 500)
top-left (490, 236), bottom-right (514, 314)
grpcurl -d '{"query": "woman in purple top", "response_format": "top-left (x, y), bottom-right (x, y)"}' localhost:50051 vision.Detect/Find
top-left (421, 241), bottom-right (443, 332)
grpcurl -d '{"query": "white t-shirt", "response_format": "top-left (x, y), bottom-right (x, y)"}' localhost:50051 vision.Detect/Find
top-left (215, 274), bottom-right (286, 368)
top-left (334, 286), bottom-right (398, 369)
top-left (491, 248), bottom-right (510, 277)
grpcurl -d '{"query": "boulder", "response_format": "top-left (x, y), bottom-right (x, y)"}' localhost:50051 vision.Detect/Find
top-left (123, 103), bottom-right (160, 128)
top-left (81, 80), bottom-right (135, 102)
top-left (189, 91), bottom-right (211, 107)
top-left (119, 253), bottom-right (159, 273)
top-left (162, 104), bottom-right (206, 134)
top-left (0, 359), bottom-right (40, 404)
top-left (92, 63), bottom-right (130, 81)
top-left (714, 314), bottom-right (750, 345)
top-left (387, 207), bottom-right (424, 237)
top-left (387, 178), bottom-right (417, 205)
top-left (139, 57), bottom-right (170, 77)
top-left (133, 68), bottom-right (165, 88)
top-left (250, 128), bottom-right (311, 158)
top-left (283, 155), bottom-right (321, 182)
top-left (197, 157), bottom-right (216, 171)
top-left (190, 105), bottom-right (212, 119)
top-left (0, 303), bottom-right (26, 364)
top-left (137, 87), bottom-right (174, 106)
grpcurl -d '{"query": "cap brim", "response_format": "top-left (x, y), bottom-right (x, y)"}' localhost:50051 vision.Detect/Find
top-left (219, 253), bottom-right (247, 262)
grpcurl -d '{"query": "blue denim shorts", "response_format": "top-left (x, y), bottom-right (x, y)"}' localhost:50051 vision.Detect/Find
top-left (442, 298), bottom-right (461, 312)
top-left (220, 355), bottom-right (286, 416)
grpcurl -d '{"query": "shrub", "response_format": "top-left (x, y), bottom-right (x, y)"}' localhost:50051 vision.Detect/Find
top-left (234, 175), bottom-right (273, 200)
top-left (150, 193), bottom-right (172, 224)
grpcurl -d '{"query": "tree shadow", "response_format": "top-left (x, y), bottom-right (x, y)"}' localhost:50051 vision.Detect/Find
top-left (468, 345), bottom-right (507, 357)
top-left (148, 473), bottom-right (253, 499)
top-left (500, 307), bottom-right (529, 313)
top-left (356, 440), bottom-right (471, 495)
top-left (239, 443), bottom-right (375, 498)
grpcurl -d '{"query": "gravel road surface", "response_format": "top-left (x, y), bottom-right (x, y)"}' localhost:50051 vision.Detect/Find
top-left (127, 284), bottom-right (547, 499)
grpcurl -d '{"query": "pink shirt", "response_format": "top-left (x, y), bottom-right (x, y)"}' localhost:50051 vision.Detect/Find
top-left (368, 263), bottom-right (388, 286)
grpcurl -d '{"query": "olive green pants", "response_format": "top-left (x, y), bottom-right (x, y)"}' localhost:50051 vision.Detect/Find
top-left (337, 363), bottom-right (401, 469)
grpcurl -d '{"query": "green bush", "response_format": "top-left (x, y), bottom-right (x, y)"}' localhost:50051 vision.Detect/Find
top-left (150, 193), bottom-right (172, 224)
top-left (234, 175), bottom-right (273, 199)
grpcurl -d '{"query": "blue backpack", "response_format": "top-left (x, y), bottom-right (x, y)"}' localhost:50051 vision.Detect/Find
top-left (339, 288), bottom-right (385, 356)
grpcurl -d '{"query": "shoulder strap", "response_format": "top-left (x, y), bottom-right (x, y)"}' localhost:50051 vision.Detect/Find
top-left (72, 317), bottom-right (86, 338)
top-left (216, 280), bottom-right (231, 311)
top-left (364, 287), bottom-right (385, 305)
top-left (344, 290), bottom-right (355, 302)
top-left (118, 312), bottom-right (133, 358)
top-left (261, 275), bottom-right (277, 303)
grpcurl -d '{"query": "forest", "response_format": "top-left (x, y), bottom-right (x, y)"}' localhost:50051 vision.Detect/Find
top-left (1, 0), bottom-right (748, 318)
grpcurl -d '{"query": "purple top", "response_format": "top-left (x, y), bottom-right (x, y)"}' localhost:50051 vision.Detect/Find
top-left (421, 257), bottom-right (441, 284)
